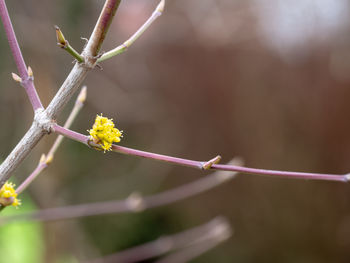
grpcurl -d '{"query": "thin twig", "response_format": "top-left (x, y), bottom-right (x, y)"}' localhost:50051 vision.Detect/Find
top-left (98, 0), bottom-right (165, 62)
top-left (0, 0), bottom-right (43, 110)
top-left (52, 125), bottom-right (350, 182)
top-left (55, 26), bottom-right (84, 63)
top-left (86, 217), bottom-right (231, 263)
top-left (16, 87), bottom-right (87, 194)
top-left (0, 162), bottom-right (239, 224)
top-left (0, 0), bottom-right (43, 111)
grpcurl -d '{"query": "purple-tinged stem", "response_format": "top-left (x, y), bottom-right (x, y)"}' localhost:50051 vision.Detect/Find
top-left (15, 162), bottom-right (47, 194)
top-left (210, 164), bottom-right (347, 182)
top-left (52, 124), bottom-right (88, 145)
top-left (0, 0), bottom-right (42, 110)
top-left (52, 125), bottom-right (349, 182)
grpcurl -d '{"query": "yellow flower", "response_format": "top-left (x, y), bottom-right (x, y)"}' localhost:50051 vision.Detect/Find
top-left (0, 182), bottom-right (21, 207)
top-left (89, 114), bottom-right (123, 152)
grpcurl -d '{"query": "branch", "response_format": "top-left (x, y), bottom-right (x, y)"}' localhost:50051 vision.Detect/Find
top-left (52, 125), bottom-right (350, 182)
top-left (0, 0), bottom-right (43, 110)
top-left (82, 0), bottom-right (121, 65)
top-left (15, 87), bottom-right (87, 194)
top-left (98, 0), bottom-right (165, 62)
top-left (0, 0), bottom-right (121, 188)
top-left (0, 161), bottom-right (239, 224)
top-left (86, 217), bottom-right (231, 263)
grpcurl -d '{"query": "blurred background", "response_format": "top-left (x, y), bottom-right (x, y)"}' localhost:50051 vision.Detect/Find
top-left (1, 0), bottom-right (350, 262)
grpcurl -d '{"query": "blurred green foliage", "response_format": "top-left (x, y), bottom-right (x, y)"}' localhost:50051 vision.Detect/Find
top-left (0, 195), bottom-right (44, 263)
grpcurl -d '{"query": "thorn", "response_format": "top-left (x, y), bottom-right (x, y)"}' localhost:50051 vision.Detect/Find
top-left (201, 155), bottom-right (222, 170)
top-left (11, 73), bottom-right (22, 83)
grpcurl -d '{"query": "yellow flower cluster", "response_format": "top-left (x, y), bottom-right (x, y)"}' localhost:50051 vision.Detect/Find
top-left (0, 182), bottom-right (21, 207)
top-left (89, 114), bottom-right (122, 152)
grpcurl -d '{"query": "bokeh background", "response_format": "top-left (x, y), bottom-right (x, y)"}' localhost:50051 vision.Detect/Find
top-left (1, 0), bottom-right (350, 262)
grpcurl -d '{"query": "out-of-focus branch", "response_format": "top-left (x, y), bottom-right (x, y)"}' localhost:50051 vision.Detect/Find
top-left (16, 87), bottom-right (87, 194)
top-left (154, 238), bottom-right (227, 263)
top-left (52, 125), bottom-right (349, 182)
top-left (87, 217), bottom-right (232, 263)
top-left (0, 0), bottom-right (42, 110)
top-left (0, 162), bottom-right (239, 224)
top-left (98, 0), bottom-right (165, 62)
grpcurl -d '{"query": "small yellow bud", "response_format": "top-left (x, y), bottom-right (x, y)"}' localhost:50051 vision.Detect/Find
top-left (89, 114), bottom-right (123, 152)
top-left (0, 182), bottom-right (21, 207)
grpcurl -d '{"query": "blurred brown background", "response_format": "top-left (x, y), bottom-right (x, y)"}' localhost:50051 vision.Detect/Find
top-left (1, 0), bottom-right (350, 262)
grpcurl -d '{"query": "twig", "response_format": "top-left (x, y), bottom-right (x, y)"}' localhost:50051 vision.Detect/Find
top-left (86, 217), bottom-right (231, 263)
top-left (0, 162), bottom-right (240, 224)
top-left (15, 87), bottom-right (87, 194)
top-left (52, 125), bottom-right (349, 182)
top-left (0, 0), bottom-right (43, 110)
top-left (55, 26), bottom-right (84, 63)
top-left (98, 0), bottom-right (165, 62)
top-left (82, 0), bottom-right (121, 64)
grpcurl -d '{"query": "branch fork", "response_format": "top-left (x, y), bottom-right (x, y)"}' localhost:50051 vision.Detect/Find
top-left (33, 108), bottom-right (55, 134)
